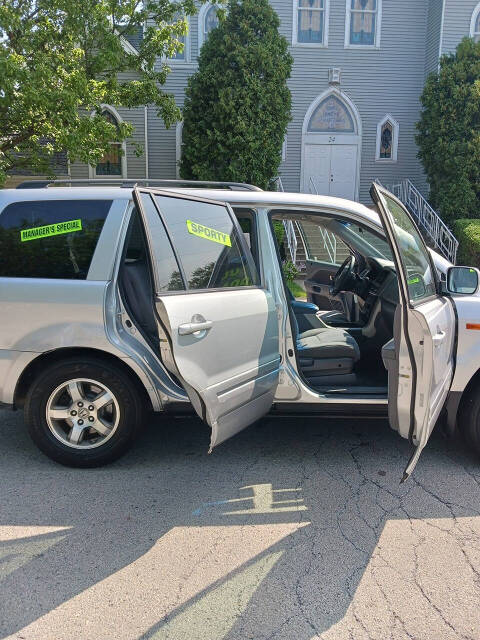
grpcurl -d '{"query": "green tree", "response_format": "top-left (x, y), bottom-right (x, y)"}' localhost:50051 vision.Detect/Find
top-left (416, 37), bottom-right (480, 223)
top-left (179, 0), bottom-right (293, 190)
top-left (0, 0), bottom-right (202, 185)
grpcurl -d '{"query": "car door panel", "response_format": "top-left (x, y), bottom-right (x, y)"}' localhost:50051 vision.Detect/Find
top-left (372, 184), bottom-right (455, 480)
top-left (304, 259), bottom-right (353, 320)
top-left (155, 289), bottom-right (280, 449)
top-left (133, 187), bottom-right (280, 451)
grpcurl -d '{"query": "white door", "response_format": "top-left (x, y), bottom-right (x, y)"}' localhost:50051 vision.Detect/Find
top-left (371, 184), bottom-right (456, 481)
top-left (303, 145), bottom-right (331, 196)
top-left (303, 144), bottom-right (358, 200)
top-left (133, 188), bottom-right (281, 451)
top-left (329, 145), bottom-right (357, 200)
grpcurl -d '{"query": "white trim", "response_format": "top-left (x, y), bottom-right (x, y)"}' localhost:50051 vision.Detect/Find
top-left (176, 121), bottom-right (184, 179)
top-left (292, 0), bottom-right (330, 48)
top-left (120, 34), bottom-right (140, 56)
top-left (88, 105), bottom-right (127, 179)
top-left (438, 0), bottom-right (446, 64)
top-left (470, 2), bottom-right (480, 41)
top-left (344, 0), bottom-right (382, 50)
top-left (375, 114), bottom-right (399, 163)
top-left (144, 106), bottom-right (149, 179)
top-left (301, 88), bottom-right (362, 201)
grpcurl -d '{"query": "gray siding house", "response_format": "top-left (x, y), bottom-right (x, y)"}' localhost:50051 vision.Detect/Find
top-left (69, 0), bottom-right (480, 206)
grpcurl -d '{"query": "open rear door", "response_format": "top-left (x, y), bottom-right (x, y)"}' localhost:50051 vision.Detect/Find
top-left (371, 184), bottom-right (456, 481)
top-left (133, 188), bottom-right (280, 451)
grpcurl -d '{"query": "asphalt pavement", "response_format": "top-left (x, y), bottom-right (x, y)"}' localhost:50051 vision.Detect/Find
top-left (1, 407), bottom-right (480, 640)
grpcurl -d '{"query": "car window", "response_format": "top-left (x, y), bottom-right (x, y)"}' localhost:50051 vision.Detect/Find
top-left (154, 195), bottom-right (259, 290)
top-left (233, 208), bottom-right (258, 269)
top-left (137, 196), bottom-right (186, 292)
top-left (0, 200), bottom-right (111, 279)
top-left (378, 192), bottom-right (436, 302)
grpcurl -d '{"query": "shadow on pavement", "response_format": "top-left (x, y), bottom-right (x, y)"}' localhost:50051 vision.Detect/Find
top-left (1, 409), bottom-right (480, 639)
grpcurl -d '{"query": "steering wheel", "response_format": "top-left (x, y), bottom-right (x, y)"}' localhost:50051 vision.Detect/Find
top-left (330, 255), bottom-right (356, 296)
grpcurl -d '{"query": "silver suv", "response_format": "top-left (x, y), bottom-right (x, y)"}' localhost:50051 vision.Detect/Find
top-left (1, 179), bottom-right (479, 480)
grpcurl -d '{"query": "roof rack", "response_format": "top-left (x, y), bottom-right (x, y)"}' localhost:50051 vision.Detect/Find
top-left (15, 178), bottom-right (263, 192)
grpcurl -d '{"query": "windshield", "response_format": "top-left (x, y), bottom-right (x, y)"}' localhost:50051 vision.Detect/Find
top-left (339, 222), bottom-right (393, 260)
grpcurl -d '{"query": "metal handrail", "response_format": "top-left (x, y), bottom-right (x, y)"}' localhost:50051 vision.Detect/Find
top-left (273, 176), bottom-right (285, 192)
top-left (283, 219), bottom-right (297, 264)
top-left (319, 226), bottom-right (337, 264)
top-left (308, 176), bottom-right (318, 195)
top-left (16, 178), bottom-right (263, 191)
top-left (391, 179), bottom-right (458, 263)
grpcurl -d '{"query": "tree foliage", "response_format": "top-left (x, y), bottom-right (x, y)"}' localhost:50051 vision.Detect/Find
top-left (179, 0), bottom-right (293, 190)
top-left (454, 219), bottom-right (480, 266)
top-left (0, 0), bottom-right (201, 184)
top-left (416, 38), bottom-right (480, 223)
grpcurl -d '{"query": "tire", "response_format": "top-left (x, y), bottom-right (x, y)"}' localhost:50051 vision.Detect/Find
top-left (24, 357), bottom-right (144, 467)
top-left (458, 382), bottom-right (480, 455)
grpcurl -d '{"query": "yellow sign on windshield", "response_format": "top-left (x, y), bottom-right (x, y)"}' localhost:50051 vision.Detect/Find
top-left (187, 220), bottom-right (231, 247)
top-left (20, 219), bottom-right (82, 242)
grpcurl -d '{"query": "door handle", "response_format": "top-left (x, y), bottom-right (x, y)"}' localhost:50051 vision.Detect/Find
top-left (178, 320), bottom-right (213, 336)
top-left (433, 330), bottom-right (446, 346)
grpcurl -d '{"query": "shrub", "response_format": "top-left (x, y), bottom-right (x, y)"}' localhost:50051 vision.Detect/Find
top-left (180, 0), bottom-right (293, 189)
top-left (282, 260), bottom-right (300, 284)
top-left (416, 38), bottom-right (480, 223)
top-left (454, 219), bottom-right (480, 266)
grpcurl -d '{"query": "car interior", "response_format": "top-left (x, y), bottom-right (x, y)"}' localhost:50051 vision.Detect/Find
top-left (265, 210), bottom-right (400, 396)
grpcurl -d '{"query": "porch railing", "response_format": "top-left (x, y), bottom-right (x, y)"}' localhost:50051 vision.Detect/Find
top-left (390, 179), bottom-right (458, 264)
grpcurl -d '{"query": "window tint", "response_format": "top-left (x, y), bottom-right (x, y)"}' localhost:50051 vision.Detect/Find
top-left (379, 193), bottom-right (436, 303)
top-left (0, 200), bottom-right (111, 279)
top-left (138, 195), bottom-right (185, 292)
top-left (154, 195), bottom-right (259, 290)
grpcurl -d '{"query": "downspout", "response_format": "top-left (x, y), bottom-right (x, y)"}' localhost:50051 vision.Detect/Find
top-left (438, 0), bottom-right (446, 70)
top-left (144, 105), bottom-right (149, 179)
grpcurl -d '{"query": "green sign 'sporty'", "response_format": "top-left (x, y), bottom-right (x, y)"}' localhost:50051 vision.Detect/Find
top-left (186, 220), bottom-right (231, 247)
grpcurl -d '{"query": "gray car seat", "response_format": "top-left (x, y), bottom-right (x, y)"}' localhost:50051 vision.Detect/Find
top-left (291, 313), bottom-right (360, 384)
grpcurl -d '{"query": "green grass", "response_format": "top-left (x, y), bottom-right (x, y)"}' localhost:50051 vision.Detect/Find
top-left (287, 280), bottom-right (307, 300)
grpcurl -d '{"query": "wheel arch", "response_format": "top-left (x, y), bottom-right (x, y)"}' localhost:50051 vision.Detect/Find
top-left (14, 347), bottom-right (154, 412)
top-left (446, 367), bottom-right (480, 436)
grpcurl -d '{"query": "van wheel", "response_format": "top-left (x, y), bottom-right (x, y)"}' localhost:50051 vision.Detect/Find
top-left (24, 357), bottom-right (144, 467)
top-left (458, 383), bottom-right (480, 455)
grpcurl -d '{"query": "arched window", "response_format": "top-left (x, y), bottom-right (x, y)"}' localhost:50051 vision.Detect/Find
top-left (307, 95), bottom-right (355, 133)
top-left (198, 4), bottom-right (220, 50)
top-left (470, 3), bottom-right (480, 43)
top-left (89, 107), bottom-right (127, 178)
top-left (345, 0), bottom-right (381, 48)
top-left (376, 115), bottom-right (399, 162)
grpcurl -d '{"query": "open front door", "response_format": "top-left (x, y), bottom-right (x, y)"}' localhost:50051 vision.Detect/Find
top-left (133, 188), bottom-right (280, 451)
top-left (371, 184), bottom-right (456, 481)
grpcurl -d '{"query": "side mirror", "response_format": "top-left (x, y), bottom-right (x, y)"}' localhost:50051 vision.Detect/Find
top-left (446, 266), bottom-right (479, 295)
